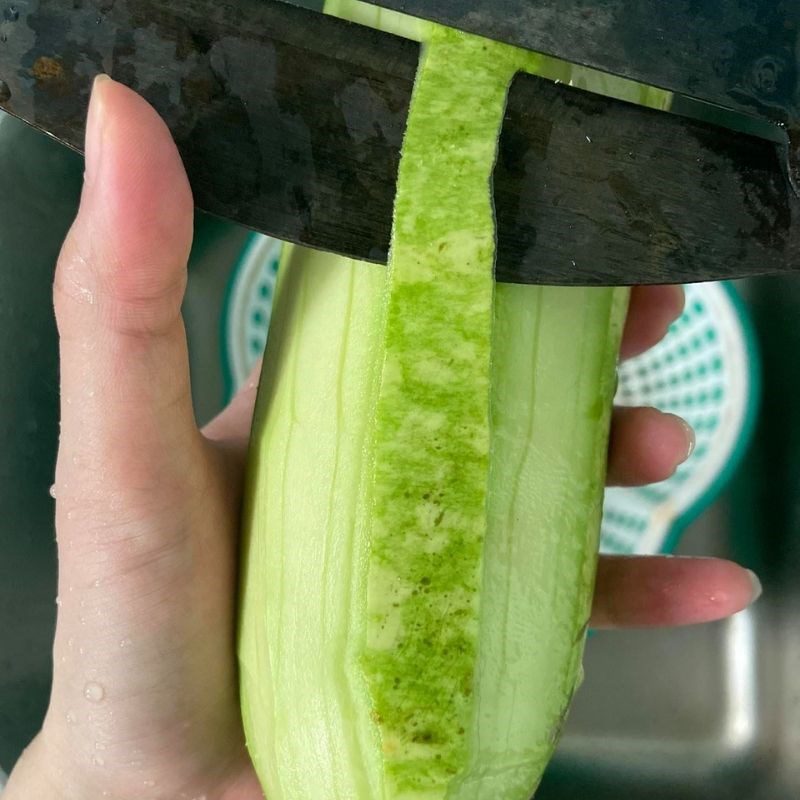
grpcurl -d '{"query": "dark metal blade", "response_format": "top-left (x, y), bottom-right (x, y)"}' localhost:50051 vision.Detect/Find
top-left (496, 75), bottom-right (800, 285)
top-left (361, 0), bottom-right (800, 130)
top-left (0, 0), bottom-right (798, 284)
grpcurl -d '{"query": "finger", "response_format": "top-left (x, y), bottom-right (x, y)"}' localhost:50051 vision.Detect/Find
top-left (591, 555), bottom-right (762, 628)
top-left (607, 406), bottom-right (694, 486)
top-left (620, 285), bottom-right (685, 360)
top-left (54, 76), bottom-right (202, 542)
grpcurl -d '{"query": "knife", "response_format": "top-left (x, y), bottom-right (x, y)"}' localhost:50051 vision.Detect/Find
top-left (0, 0), bottom-right (798, 285)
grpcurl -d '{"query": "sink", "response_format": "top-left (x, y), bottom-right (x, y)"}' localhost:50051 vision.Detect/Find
top-left (1, 108), bottom-right (798, 797)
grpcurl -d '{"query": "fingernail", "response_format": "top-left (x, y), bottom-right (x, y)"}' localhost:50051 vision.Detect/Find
top-left (669, 285), bottom-right (686, 321)
top-left (746, 569), bottom-right (763, 603)
top-left (678, 418), bottom-right (696, 463)
top-left (85, 74), bottom-right (113, 189)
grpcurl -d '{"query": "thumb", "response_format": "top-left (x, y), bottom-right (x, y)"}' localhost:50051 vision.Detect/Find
top-left (53, 76), bottom-right (202, 556)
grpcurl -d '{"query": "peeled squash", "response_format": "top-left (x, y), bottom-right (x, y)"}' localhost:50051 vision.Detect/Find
top-left (238, 6), bottom-right (667, 798)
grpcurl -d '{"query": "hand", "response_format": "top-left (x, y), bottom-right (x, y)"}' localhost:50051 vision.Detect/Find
top-left (5, 77), bottom-right (761, 800)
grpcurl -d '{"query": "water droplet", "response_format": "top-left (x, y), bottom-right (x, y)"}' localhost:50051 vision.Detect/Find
top-left (49, 483), bottom-right (57, 498)
top-left (93, 578), bottom-right (102, 588)
top-left (66, 510), bottom-right (74, 520)
top-left (55, 596), bottom-right (62, 606)
top-left (84, 682), bottom-right (105, 703)
top-left (95, 741), bottom-right (106, 751)
top-left (65, 710), bottom-right (77, 724)
top-left (77, 286), bottom-right (95, 305)
top-left (87, 389), bottom-right (95, 398)
top-left (143, 779), bottom-right (156, 788)
top-left (128, 760), bottom-right (143, 768)
top-left (67, 637), bottom-right (74, 648)
top-left (119, 638), bottom-right (132, 649)
top-left (92, 754), bottom-right (105, 766)
top-left (79, 646), bottom-right (85, 654)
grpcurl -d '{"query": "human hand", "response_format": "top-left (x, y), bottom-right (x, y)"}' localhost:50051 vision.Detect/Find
top-left (4, 77), bottom-right (760, 800)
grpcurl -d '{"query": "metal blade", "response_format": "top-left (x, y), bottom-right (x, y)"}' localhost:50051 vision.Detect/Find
top-left (0, 0), bottom-right (798, 284)
top-left (361, 0), bottom-right (800, 130)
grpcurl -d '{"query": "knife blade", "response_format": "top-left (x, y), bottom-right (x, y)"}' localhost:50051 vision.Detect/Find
top-left (357, 0), bottom-right (800, 130)
top-left (0, 0), bottom-right (798, 284)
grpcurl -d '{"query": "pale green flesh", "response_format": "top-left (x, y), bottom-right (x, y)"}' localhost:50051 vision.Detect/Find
top-left (239, 8), bottom-right (633, 800)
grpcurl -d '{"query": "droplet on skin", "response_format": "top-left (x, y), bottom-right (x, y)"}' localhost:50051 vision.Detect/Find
top-left (92, 755), bottom-right (105, 766)
top-left (55, 596), bottom-right (62, 606)
top-left (49, 484), bottom-right (57, 499)
top-left (119, 638), bottom-right (132, 649)
top-left (79, 646), bottom-right (85, 654)
top-left (143, 779), bottom-right (156, 788)
top-left (93, 578), bottom-right (102, 588)
top-left (84, 682), bottom-right (105, 703)
top-left (65, 710), bottom-right (77, 724)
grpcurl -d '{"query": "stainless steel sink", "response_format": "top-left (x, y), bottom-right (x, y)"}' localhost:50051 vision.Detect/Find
top-left (1, 107), bottom-right (798, 797)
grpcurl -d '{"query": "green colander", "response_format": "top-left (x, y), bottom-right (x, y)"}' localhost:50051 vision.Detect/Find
top-left (221, 235), bottom-right (761, 557)
top-left (602, 281), bottom-right (760, 555)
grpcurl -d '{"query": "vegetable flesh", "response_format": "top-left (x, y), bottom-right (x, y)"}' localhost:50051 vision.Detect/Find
top-left (238, 8), bottom-right (649, 799)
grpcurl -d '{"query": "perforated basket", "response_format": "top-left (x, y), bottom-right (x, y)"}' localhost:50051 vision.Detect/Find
top-left (602, 281), bottom-right (759, 554)
top-left (222, 236), bottom-right (760, 556)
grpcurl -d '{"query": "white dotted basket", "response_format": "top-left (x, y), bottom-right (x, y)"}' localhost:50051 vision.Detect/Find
top-left (603, 281), bottom-right (759, 554)
top-left (222, 235), bottom-right (760, 556)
